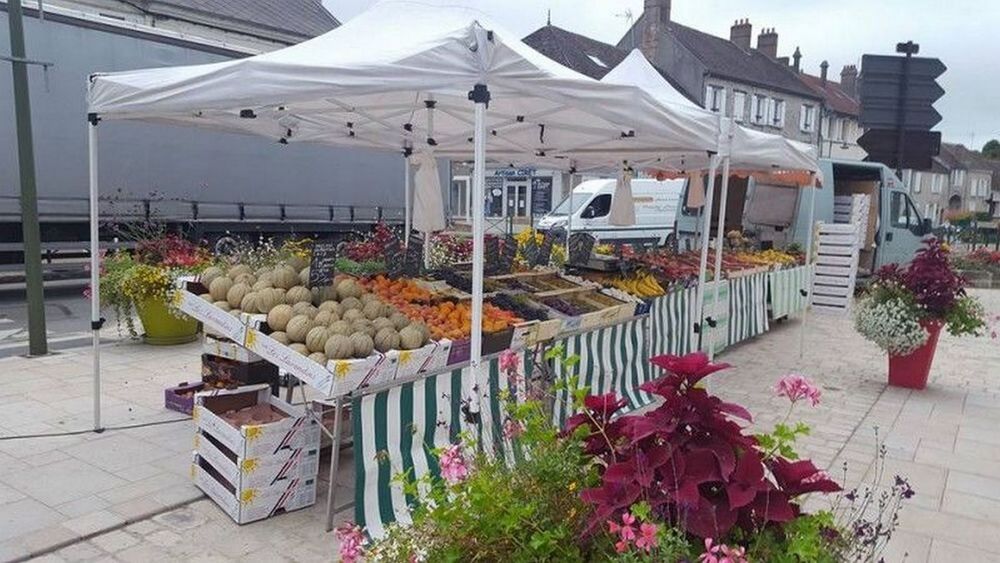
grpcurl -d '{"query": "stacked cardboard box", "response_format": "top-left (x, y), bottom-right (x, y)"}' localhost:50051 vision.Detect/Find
top-left (191, 385), bottom-right (321, 524)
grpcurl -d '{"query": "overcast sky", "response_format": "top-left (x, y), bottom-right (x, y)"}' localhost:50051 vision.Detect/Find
top-left (323, 0), bottom-right (999, 149)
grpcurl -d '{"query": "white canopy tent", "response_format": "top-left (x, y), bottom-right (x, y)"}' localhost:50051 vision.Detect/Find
top-left (85, 0), bottom-right (729, 453)
top-left (601, 50), bottom-right (820, 356)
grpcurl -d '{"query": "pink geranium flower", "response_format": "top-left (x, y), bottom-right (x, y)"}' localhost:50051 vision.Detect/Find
top-left (502, 418), bottom-right (524, 440)
top-left (619, 512), bottom-right (637, 541)
top-left (335, 522), bottom-right (366, 563)
top-left (698, 538), bottom-right (721, 563)
top-left (775, 374), bottom-right (822, 406)
top-left (438, 444), bottom-right (470, 484)
top-left (635, 522), bottom-right (658, 552)
top-left (498, 349), bottom-right (519, 373)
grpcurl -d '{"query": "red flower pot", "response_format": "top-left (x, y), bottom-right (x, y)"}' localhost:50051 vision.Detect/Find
top-left (888, 320), bottom-right (944, 390)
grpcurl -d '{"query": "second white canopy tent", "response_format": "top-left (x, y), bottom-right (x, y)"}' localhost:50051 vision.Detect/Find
top-left (601, 50), bottom-right (820, 356)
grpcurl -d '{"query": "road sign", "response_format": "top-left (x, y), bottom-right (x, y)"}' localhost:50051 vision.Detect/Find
top-left (859, 104), bottom-right (942, 130)
top-left (859, 76), bottom-right (944, 102)
top-left (858, 44), bottom-right (945, 171)
top-left (860, 55), bottom-right (946, 79)
top-left (859, 54), bottom-right (947, 130)
top-left (859, 129), bottom-right (941, 170)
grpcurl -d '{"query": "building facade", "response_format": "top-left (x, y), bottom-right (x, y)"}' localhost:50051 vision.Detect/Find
top-left (902, 143), bottom-right (997, 224)
top-left (43, 0), bottom-right (338, 52)
top-left (799, 63), bottom-right (865, 160)
top-left (617, 1), bottom-right (824, 145)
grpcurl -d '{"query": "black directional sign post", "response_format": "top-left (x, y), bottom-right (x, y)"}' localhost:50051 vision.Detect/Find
top-left (858, 42), bottom-right (946, 172)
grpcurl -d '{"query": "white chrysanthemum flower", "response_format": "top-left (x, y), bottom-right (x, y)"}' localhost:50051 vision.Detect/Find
top-left (853, 295), bottom-right (929, 355)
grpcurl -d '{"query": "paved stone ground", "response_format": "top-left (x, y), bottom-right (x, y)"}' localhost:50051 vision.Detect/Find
top-left (0, 290), bottom-right (997, 562)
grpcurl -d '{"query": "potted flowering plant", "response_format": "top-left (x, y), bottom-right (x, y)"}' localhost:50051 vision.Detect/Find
top-left (98, 233), bottom-right (211, 344)
top-left (854, 238), bottom-right (986, 389)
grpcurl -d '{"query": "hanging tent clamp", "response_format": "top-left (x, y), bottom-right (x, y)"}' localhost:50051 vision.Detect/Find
top-left (424, 99), bottom-right (437, 146)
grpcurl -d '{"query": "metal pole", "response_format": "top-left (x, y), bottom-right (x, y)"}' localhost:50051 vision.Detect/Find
top-left (799, 178), bottom-right (818, 359)
top-left (324, 395), bottom-right (344, 532)
top-left (708, 156), bottom-right (732, 361)
top-left (7, 0), bottom-right (47, 355)
top-left (404, 157), bottom-right (411, 246)
top-left (693, 155), bottom-right (719, 352)
top-left (88, 118), bottom-right (103, 432)
top-left (469, 85), bottom-right (490, 422)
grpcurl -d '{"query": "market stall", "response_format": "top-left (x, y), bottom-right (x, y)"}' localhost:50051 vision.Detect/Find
top-left (86, 0), bottom-right (730, 533)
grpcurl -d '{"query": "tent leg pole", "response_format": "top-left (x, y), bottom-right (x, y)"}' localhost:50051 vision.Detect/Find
top-left (324, 394), bottom-right (344, 532)
top-left (423, 232), bottom-right (431, 270)
top-left (709, 156), bottom-right (732, 362)
top-left (468, 85), bottom-right (489, 427)
top-left (693, 155), bottom-right (719, 354)
top-left (799, 179), bottom-right (817, 359)
top-left (88, 119), bottom-right (103, 433)
top-left (404, 157), bottom-right (411, 246)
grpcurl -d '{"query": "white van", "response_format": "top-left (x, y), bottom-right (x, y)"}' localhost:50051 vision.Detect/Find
top-left (537, 178), bottom-right (685, 245)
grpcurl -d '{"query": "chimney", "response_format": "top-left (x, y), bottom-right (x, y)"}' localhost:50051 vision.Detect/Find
top-left (730, 18), bottom-right (752, 51)
top-left (756, 27), bottom-right (778, 59)
top-left (841, 64), bottom-right (858, 99)
top-left (640, 0), bottom-right (671, 64)
top-left (792, 47), bottom-right (802, 73)
top-left (820, 60), bottom-right (829, 85)
top-left (644, 0), bottom-right (671, 25)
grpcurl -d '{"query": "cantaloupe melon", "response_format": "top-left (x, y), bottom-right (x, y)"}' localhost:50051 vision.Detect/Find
top-left (286, 315), bottom-right (315, 343)
top-left (209, 276), bottom-right (234, 302)
top-left (226, 282), bottom-right (251, 309)
top-left (374, 327), bottom-right (400, 353)
top-left (324, 334), bottom-right (353, 360)
top-left (305, 326), bottom-right (330, 353)
top-left (266, 304), bottom-right (293, 331)
top-left (285, 286), bottom-right (312, 304)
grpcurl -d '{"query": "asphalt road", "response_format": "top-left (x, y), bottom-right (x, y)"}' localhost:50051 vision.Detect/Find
top-left (0, 283), bottom-right (98, 358)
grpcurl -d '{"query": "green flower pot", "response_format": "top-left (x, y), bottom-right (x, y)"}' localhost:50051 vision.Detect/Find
top-left (136, 297), bottom-right (199, 345)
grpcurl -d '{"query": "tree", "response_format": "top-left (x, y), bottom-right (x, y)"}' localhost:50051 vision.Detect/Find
top-left (983, 139), bottom-right (1000, 159)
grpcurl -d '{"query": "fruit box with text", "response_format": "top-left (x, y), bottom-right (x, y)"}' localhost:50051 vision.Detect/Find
top-left (192, 454), bottom-right (316, 525)
top-left (193, 385), bottom-right (321, 458)
top-left (195, 428), bottom-right (319, 491)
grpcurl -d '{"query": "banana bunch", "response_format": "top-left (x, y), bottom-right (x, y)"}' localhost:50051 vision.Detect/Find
top-left (611, 273), bottom-right (665, 298)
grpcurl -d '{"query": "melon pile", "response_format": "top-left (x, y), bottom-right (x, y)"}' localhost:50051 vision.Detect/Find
top-left (198, 259), bottom-right (431, 367)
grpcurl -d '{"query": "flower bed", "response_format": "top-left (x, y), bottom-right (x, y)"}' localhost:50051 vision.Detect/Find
top-left (339, 351), bottom-right (915, 562)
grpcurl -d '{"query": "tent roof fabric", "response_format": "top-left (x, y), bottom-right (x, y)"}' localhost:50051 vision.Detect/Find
top-left (132, 0), bottom-right (338, 42)
top-left (601, 50), bottom-right (818, 174)
top-left (88, 1), bottom-right (722, 173)
top-left (626, 15), bottom-right (820, 101)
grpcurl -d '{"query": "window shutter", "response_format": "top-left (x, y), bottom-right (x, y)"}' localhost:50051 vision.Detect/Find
top-left (719, 89), bottom-right (727, 116)
top-left (913, 172), bottom-right (921, 192)
top-left (799, 105), bottom-right (807, 131)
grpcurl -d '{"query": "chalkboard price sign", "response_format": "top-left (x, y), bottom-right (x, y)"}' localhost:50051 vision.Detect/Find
top-left (568, 233), bottom-right (596, 266)
top-left (385, 238), bottom-right (404, 278)
top-left (521, 236), bottom-right (539, 267)
top-left (499, 234), bottom-right (517, 275)
top-left (308, 239), bottom-right (339, 287)
top-left (403, 236), bottom-right (424, 276)
top-left (534, 230), bottom-right (556, 267)
top-left (483, 236), bottom-right (500, 275)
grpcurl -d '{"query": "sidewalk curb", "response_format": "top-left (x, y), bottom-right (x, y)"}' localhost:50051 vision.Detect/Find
top-left (7, 495), bottom-right (206, 563)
